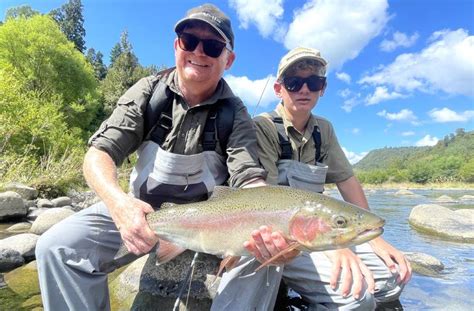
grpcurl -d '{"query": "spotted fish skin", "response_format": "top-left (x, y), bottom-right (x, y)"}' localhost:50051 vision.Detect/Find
top-left (144, 185), bottom-right (385, 257)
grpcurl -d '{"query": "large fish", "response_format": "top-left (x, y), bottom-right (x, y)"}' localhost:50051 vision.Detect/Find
top-left (117, 185), bottom-right (384, 267)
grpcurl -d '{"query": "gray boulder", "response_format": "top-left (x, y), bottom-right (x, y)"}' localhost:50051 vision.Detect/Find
top-left (36, 199), bottom-right (53, 208)
top-left (404, 252), bottom-right (444, 277)
top-left (394, 189), bottom-right (415, 196)
top-left (30, 208), bottom-right (75, 235)
top-left (6, 222), bottom-right (32, 233)
top-left (460, 195), bottom-right (474, 201)
top-left (4, 183), bottom-right (38, 200)
top-left (110, 251), bottom-right (220, 310)
top-left (0, 233), bottom-right (39, 259)
top-left (434, 195), bottom-right (457, 203)
top-left (51, 196), bottom-right (72, 207)
top-left (0, 191), bottom-right (27, 220)
top-left (27, 207), bottom-right (51, 222)
top-left (409, 204), bottom-right (474, 242)
top-left (0, 248), bottom-right (24, 272)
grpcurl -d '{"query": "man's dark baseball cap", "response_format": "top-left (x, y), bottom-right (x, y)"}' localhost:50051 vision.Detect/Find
top-left (175, 3), bottom-right (234, 50)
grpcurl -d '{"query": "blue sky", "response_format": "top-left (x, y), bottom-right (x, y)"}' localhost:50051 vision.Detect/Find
top-left (1, 0), bottom-right (473, 163)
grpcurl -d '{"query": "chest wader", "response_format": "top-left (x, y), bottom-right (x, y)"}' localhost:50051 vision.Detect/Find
top-left (129, 75), bottom-right (235, 208)
top-left (269, 111), bottom-right (328, 194)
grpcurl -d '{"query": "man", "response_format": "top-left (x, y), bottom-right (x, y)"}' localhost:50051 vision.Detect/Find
top-left (35, 4), bottom-right (266, 310)
top-left (213, 47), bottom-right (411, 310)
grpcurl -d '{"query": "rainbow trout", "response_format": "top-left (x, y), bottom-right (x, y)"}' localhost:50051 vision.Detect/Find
top-left (132, 185), bottom-right (384, 262)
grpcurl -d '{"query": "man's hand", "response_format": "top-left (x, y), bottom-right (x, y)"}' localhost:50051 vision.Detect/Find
top-left (369, 237), bottom-right (412, 284)
top-left (243, 226), bottom-right (300, 265)
top-left (324, 248), bottom-right (374, 299)
top-left (109, 194), bottom-right (159, 255)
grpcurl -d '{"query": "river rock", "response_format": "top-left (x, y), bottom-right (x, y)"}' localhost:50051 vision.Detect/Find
top-left (460, 195), bottom-right (474, 201)
top-left (4, 183), bottom-right (38, 200)
top-left (404, 252), bottom-right (444, 277)
top-left (6, 222), bottom-right (32, 233)
top-left (4, 260), bottom-right (40, 297)
top-left (110, 251), bottom-right (220, 310)
top-left (434, 195), bottom-right (457, 203)
top-left (409, 204), bottom-right (474, 242)
top-left (0, 248), bottom-right (25, 272)
top-left (36, 199), bottom-right (53, 208)
top-left (27, 207), bottom-right (50, 222)
top-left (0, 191), bottom-right (27, 220)
top-left (51, 196), bottom-right (72, 207)
top-left (394, 189), bottom-right (415, 196)
top-left (30, 208), bottom-right (75, 235)
top-left (0, 233), bottom-right (39, 259)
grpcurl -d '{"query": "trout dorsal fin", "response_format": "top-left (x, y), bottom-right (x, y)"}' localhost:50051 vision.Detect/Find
top-left (209, 186), bottom-right (236, 200)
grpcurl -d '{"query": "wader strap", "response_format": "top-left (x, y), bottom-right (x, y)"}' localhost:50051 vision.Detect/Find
top-left (269, 111), bottom-right (293, 160)
top-left (269, 111), bottom-right (322, 163)
top-left (312, 126), bottom-right (322, 163)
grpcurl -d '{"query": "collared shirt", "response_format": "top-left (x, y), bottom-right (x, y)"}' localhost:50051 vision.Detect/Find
top-left (89, 69), bottom-right (265, 188)
top-left (253, 103), bottom-right (353, 185)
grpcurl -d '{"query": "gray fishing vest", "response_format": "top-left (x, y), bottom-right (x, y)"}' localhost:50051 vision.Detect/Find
top-left (129, 70), bottom-right (235, 208)
top-left (269, 111), bottom-right (328, 193)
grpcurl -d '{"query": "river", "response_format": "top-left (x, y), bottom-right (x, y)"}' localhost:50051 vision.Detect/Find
top-left (0, 188), bottom-right (473, 310)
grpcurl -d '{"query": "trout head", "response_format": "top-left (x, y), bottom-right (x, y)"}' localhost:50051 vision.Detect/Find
top-left (288, 197), bottom-right (384, 251)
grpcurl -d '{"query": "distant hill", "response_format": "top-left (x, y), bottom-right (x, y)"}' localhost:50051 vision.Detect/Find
top-left (353, 129), bottom-right (474, 184)
top-left (354, 146), bottom-right (429, 170)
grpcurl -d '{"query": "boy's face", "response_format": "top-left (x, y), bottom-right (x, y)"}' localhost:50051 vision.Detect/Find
top-left (274, 67), bottom-right (326, 117)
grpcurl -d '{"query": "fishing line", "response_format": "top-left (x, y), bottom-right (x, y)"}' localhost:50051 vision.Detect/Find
top-left (252, 75), bottom-right (271, 118)
top-left (173, 252), bottom-right (200, 311)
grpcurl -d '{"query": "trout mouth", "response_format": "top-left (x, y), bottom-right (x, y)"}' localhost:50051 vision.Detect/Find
top-left (356, 227), bottom-right (384, 242)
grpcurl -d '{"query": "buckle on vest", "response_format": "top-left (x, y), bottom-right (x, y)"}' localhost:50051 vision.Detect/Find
top-left (158, 113), bottom-right (173, 131)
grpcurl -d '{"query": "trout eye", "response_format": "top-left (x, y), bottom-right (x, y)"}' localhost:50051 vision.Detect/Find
top-left (333, 215), bottom-right (347, 228)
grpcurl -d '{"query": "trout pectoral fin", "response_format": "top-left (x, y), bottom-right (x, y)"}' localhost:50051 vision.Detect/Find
top-left (155, 239), bottom-right (186, 265)
top-left (211, 256), bottom-right (241, 286)
top-left (254, 242), bottom-right (302, 272)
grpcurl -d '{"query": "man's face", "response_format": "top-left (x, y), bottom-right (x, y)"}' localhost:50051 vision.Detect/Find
top-left (274, 68), bottom-right (326, 117)
top-left (174, 23), bottom-right (235, 88)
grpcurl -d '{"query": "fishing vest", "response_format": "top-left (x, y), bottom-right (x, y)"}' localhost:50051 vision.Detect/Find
top-left (268, 111), bottom-right (328, 193)
top-left (129, 69), bottom-right (235, 208)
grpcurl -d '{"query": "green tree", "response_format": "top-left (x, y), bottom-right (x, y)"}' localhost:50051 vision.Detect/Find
top-left (5, 5), bottom-right (39, 20)
top-left (50, 0), bottom-right (86, 53)
top-left (86, 48), bottom-right (107, 80)
top-left (0, 14), bottom-right (99, 135)
top-left (100, 30), bottom-right (159, 114)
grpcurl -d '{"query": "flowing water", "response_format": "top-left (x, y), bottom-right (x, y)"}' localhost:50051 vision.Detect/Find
top-left (350, 188), bottom-right (474, 310)
top-left (0, 188), bottom-right (473, 310)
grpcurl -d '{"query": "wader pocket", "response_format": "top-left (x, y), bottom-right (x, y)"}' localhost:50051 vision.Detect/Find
top-left (278, 160), bottom-right (328, 193)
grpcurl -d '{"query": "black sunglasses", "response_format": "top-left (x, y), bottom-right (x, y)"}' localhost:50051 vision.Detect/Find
top-left (283, 75), bottom-right (327, 92)
top-left (178, 32), bottom-right (231, 58)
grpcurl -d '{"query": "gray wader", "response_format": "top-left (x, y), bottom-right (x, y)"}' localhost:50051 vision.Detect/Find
top-left (36, 143), bottom-right (228, 311)
top-left (212, 161), bottom-right (403, 311)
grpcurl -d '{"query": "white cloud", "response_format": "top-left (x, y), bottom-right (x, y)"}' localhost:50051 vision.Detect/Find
top-left (415, 135), bottom-right (439, 146)
top-left (336, 72), bottom-right (351, 84)
top-left (224, 74), bottom-right (277, 110)
top-left (360, 28), bottom-right (474, 97)
top-left (341, 96), bottom-right (362, 113)
top-left (283, 0), bottom-right (389, 70)
top-left (377, 109), bottom-right (417, 122)
top-left (380, 31), bottom-right (419, 52)
top-left (365, 86), bottom-right (405, 105)
top-left (338, 88), bottom-right (351, 98)
top-left (352, 128), bottom-right (360, 134)
top-left (428, 107), bottom-right (474, 123)
top-left (229, 0), bottom-right (285, 38)
top-left (342, 147), bottom-right (368, 164)
top-left (402, 131), bottom-right (415, 136)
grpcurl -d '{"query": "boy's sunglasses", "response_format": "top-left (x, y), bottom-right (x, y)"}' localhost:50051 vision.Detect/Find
top-left (178, 32), bottom-right (231, 58)
top-left (282, 75), bottom-right (327, 92)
